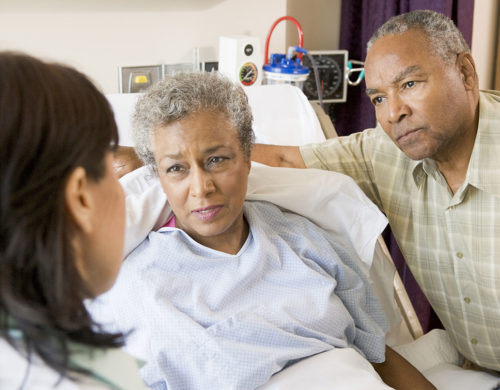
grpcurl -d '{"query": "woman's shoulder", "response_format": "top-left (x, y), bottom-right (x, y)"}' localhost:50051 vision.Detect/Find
top-left (244, 200), bottom-right (319, 235)
top-left (244, 200), bottom-right (289, 220)
top-left (0, 337), bottom-right (147, 390)
top-left (243, 200), bottom-right (359, 262)
top-left (0, 337), bottom-right (97, 389)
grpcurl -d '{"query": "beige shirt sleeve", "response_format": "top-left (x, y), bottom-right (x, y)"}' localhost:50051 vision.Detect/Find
top-left (299, 127), bottom-right (388, 210)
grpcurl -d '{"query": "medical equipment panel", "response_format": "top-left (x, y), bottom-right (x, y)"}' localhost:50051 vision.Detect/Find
top-left (302, 50), bottom-right (348, 103)
top-left (219, 36), bottom-right (263, 88)
top-left (119, 65), bottom-right (163, 93)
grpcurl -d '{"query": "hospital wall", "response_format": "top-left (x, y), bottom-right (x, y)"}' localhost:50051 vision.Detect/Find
top-left (471, 0), bottom-right (499, 90)
top-left (0, 0), bottom-right (291, 94)
top-left (0, 0), bottom-right (497, 94)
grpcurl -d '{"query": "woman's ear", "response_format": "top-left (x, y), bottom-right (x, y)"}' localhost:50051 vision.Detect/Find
top-left (65, 167), bottom-right (94, 234)
top-left (246, 156), bottom-right (252, 175)
top-left (457, 52), bottom-right (478, 91)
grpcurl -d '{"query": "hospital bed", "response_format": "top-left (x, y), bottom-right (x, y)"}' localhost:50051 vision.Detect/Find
top-left (107, 85), bottom-right (500, 390)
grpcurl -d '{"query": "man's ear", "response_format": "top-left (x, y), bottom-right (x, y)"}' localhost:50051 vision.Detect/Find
top-left (65, 167), bottom-right (94, 234)
top-left (457, 52), bottom-right (478, 91)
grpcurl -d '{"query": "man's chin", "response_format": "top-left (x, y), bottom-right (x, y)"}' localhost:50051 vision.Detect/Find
top-left (398, 145), bottom-right (430, 161)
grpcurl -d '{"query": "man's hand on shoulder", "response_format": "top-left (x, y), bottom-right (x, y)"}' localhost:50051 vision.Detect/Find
top-left (251, 144), bottom-right (306, 168)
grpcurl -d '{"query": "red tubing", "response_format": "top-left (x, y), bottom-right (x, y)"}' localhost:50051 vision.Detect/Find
top-left (264, 16), bottom-right (304, 65)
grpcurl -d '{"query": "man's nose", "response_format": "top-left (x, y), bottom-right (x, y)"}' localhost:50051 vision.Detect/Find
top-left (386, 95), bottom-right (411, 124)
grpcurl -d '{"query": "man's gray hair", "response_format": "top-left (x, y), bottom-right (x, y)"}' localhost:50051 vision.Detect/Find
top-left (132, 71), bottom-right (254, 171)
top-left (367, 9), bottom-right (469, 63)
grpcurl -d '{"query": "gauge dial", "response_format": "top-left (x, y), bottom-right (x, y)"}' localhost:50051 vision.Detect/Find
top-left (302, 51), bottom-right (348, 103)
top-left (239, 62), bottom-right (258, 86)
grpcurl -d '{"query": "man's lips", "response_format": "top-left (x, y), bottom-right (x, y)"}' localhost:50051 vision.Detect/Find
top-left (397, 128), bottom-right (422, 143)
top-left (191, 205), bottom-right (223, 221)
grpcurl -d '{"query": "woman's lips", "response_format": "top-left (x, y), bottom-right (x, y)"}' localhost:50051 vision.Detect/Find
top-left (192, 205), bottom-right (223, 221)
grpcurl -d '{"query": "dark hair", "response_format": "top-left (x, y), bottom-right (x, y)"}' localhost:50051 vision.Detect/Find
top-left (0, 52), bottom-right (123, 382)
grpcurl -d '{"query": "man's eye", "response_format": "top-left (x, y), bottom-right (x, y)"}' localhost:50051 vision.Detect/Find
top-left (372, 96), bottom-right (385, 105)
top-left (404, 81), bottom-right (416, 88)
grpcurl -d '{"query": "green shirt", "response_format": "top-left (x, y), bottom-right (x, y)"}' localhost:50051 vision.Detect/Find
top-left (300, 90), bottom-right (500, 371)
top-left (2, 326), bottom-right (148, 389)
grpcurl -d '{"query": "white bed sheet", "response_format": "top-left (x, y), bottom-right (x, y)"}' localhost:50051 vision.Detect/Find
top-left (258, 348), bottom-right (393, 390)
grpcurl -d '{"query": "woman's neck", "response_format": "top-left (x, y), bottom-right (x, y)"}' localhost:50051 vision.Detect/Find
top-left (183, 215), bottom-right (249, 255)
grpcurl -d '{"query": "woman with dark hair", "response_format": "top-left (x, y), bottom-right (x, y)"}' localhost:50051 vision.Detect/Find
top-left (0, 52), bottom-right (147, 389)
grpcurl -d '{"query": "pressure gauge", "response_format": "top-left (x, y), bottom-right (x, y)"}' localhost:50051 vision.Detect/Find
top-left (302, 50), bottom-right (348, 103)
top-left (239, 62), bottom-right (258, 86)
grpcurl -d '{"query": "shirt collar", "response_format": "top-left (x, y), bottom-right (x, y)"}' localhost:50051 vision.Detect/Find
top-left (411, 160), bottom-right (426, 188)
top-left (466, 90), bottom-right (500, 198)
top-left (411, 91), bottom-right (500, 198)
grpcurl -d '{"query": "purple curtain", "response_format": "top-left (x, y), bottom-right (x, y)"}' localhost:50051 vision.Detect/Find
top-left (335, 0), bottom-right (474, 332)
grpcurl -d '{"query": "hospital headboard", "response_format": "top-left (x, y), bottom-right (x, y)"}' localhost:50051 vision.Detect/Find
top-left (106, 84), bottom-right (326, 148)
top-left (107, 84), bottom-right (423, 347)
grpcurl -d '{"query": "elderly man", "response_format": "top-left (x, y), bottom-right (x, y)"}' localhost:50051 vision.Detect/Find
top-left (253, 9), bottom-right (500, 374)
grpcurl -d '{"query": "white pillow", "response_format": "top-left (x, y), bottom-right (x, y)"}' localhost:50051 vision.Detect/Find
top-left (244, 85), bottom-right (326, 146)
top-left (120, 162), bottom-right (388, 268)
top-left (257, 348), bottom-right (394, 390)
top-left (423, 363), bottom-right (500, 390)
top-left (106, 93), bottom-right (141, 147)
top-left (392, 329), bottom-right (500, 389)
top-left (106, 84), bottom-right (326, 148)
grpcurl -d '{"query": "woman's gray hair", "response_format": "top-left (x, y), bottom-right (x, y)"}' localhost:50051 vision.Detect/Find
top-left (367, 9), bottom-right (469, 63)
top-left (132, 71), bottom-right (254, 170)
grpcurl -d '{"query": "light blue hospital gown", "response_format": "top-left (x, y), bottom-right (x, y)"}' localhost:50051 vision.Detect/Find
top-left (89, 200), bottom-right (387, 390)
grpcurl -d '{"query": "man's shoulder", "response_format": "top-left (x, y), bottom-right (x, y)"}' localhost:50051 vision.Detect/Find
top-left (478, 90), bottom-right (500, 134)
top-left (480, 89), bottom-right (500, 101)
top-left (479, 90), bottom-right (500, 113)
top-left (340, 125), bottom-right (397, 152)
top-left (357, 125), bottom-right (408, 160)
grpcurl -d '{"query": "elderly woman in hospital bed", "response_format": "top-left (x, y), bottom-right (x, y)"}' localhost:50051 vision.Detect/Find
top-left (88, 72), bottom-right (435, 390)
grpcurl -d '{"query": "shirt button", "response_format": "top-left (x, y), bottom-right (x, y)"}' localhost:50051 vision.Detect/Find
top-left (456, 252), bottom-right (464, 259)
top-left (464, 297), bottom-right (471, 304)
top-left (471, 338), bottom-right (478, 345)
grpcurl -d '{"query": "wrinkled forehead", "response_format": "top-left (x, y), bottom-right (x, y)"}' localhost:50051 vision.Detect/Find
top-left (154, 111), bottom-right (239, 148)
top-left (365, 30), bottom-right (440, 82)
top-left (367, 29), bottom-right (432, 62)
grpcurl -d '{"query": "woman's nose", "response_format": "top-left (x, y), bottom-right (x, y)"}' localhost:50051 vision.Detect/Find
top-left (189, 167), bottom-right (215, 197)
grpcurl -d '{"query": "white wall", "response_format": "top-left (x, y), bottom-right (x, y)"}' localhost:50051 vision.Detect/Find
top-left (4, 1), bottom-right (489, 92)
top-left (471, 0), bottom-right (499, 89)
top-left (0, 0), bottom-right (288, 93)
top-left (286, 0), bottom-right (341, 50)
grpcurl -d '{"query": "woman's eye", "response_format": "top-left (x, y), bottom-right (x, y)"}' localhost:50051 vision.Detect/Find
top-left (166, 164), bottom-right (184, 174)
top-left (404, 81), bottom-right (416, 88)
top-left (372, 96), bottom-right (385, 105)
top-left (207, 156), bottom-right (227, 166)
